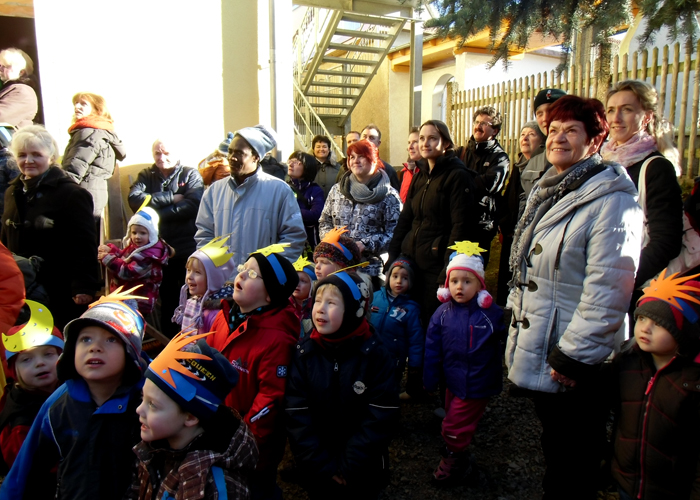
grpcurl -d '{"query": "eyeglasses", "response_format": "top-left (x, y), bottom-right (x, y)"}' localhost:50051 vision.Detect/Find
top-left (288, 159), bottom-right (302, 167)
top-left (474, 120), bottom-right (494, 128)
top-left (237, 264), bottom-right (260, 280)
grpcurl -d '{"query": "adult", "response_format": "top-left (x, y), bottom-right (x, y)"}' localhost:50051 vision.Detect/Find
top-left (360, 124), bottom-right (400, 191)
top-left (398, 127), bottom-right (422, 203)
top-left (388, 120), bottom-right (476, 325)
top-left (287, 151), bottom-right (324, 251)
top-left (319, 139), bottom-right (401, 289)
top-left (195, 124), bottom-right (305, 268)
top-left (62, 92), bottom-right (126, 224)
top-left (0, 48), bottom-right (37, 129)
top-left (519, 88), bottom-right (567, 211)
top-left (1, 126), bottom-right (99, 329)
top-left (128, 139), bottom-right (203, 337)
top-left (496, 121), bottom-right (545, 306)
top-left (602, 79), bottom-right (683, 291)
top-left (505, 96), bottom-right (643, 500)
top-left (455, 106), bottom-right (509, 265)
top-left (311, 134), bottom-right (340, 198)
top-left (335, 130), bottom-right (361, 182)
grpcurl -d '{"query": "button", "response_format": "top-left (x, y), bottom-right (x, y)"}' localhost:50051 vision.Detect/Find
top-left (683, 382), bottom-right (688, 387)
top-left (533, 244), bottom-right (543, 255)
top-left (522, 318), bottom-right (530, 329)
top-left (296, 345), bottom-right (300, 349)
top-left (300, 349), bottom-right (305, 353)
top-left (118, 405), bottom-right (123, 410)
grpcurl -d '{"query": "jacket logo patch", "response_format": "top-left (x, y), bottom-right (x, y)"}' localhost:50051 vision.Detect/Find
top-left (232, 358), bottom-right (249, 374)
top-left (276, 365), bottom-right (287, 378)
top-left (353, 381), bottom-right (367, 394)
top-left (389, 307), bottom-right (407, 321)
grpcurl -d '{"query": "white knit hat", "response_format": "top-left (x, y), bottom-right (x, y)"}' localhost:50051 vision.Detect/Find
top-left (124, 207), bottom-right (160, 259)
top-left (436, 252), bottom-right (492, 307)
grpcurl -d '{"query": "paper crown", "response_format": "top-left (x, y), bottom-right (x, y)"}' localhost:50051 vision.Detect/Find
top-left (89, 284), bottom-right (148, 310)
top-left (198, 235), bottom-right (234, 268)
top-left (136, 194), bottom-right (152, 214)
top-left (640, 270), bottom-right (700, 323)
top-left (148, 331), bottom-right (213, 390)
top-left (253, 243), bottom-right (290, 257)
top-left (448, 240), bottom-right (487, 257)
top-left (2, 301), bottom-right (64, 359)
top-left (293, 255), bottom-right (312, 272)
top-left (320, 226), bottom-right (353, 260)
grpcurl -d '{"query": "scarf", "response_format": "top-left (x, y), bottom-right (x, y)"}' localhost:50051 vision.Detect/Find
top-left (310, 320), bottom-right (372, 348)
top-left (20, 168), bottom-right (51, 194)
top-left (338, 168), bottom-right (390, 204)
top-left (600, 131), bottom-right (658, 167)
top-left (68, 115), bottom-right (114, 133)
top-left (509, 154), bottom-right (603, 284)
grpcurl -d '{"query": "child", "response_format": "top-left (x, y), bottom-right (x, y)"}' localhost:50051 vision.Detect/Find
top-left (172, 235), bottom-right (235, 334)
top-left (285, 271), bottom-right (399, 500)
top-left (423, 242), bottom-right (504, 484)
top-left (370, 257), bottom-right (424, 400)
top-left (198, 132), bottom-right (232, 187)
top-left (291, 255), bottom-right (316, 337)
top-left (0, 288), bottom-right (148, 500)
top-left (0, 300), bottom-right (63, 472)
top-left (98, 205), bottom-right (171, 315)
top-left (313, 226), bottom-right (361, 280)
top-left (610, 270), bottom-right (700, 500)
top-left (208, 244), bottom-right (299, 498)
top-left (128, 331), bottom-right (258, 499)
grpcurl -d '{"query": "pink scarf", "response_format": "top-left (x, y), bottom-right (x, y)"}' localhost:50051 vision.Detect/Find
top-left (600, 131), bottom-right (658, 168)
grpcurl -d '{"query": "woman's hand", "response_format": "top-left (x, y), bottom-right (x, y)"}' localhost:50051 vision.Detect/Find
top-left (550, 369), bottom-right (576, 388)
top-left (332, 474), bottom-right (347, 486)
top-left (97, 244), bottom-right (111, 260)
top-left (356, 241), bottom-right (366, 253)
top-left (73, 294), bottom-right (93, 305)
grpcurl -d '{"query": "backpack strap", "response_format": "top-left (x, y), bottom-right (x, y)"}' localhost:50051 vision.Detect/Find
top-left (211, 466), bottom-right (228, 499)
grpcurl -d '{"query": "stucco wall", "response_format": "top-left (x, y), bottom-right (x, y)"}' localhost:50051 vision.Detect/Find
top-left (456, 52), bottom-right (560, 95)
top-left (349, 60), bottom-right (391, 163)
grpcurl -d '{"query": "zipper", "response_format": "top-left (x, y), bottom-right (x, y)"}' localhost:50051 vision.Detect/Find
top-left (334, 361), bottom-right (338, 372)
top-left (469, 325), bottom-right (473, 350)
top-left (412, 177), bottom-right (431, 255)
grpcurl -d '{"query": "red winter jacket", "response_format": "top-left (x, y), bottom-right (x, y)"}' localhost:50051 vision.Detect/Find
top-left (209, 301), bottom-right (299, 470)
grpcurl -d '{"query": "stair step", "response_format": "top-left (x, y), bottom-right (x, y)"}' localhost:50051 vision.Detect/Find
top-left (304, 103), bottom-right (351, 109)
top-left (316, 113), bottom-right (349, 118)
top-left (306, 92), bottom-right (357, 100)
top-left (310, 81), bottom-right (365, 89)
top-left (316, 69), bottom-right (373, 77)
top-left (323, 56), bottom-right (377, 66)
top-left (340, 13), bottom-right (401, 27)
top-left (334, 29), bottom-right (391, 40)
top-left (327, 43), bottom-right (385, 54)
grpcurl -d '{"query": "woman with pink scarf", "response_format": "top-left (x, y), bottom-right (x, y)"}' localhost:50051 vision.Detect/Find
top-left (602, 80), bottom-right (683, 291)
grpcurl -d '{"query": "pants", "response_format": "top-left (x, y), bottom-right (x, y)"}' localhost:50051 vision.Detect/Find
top-left (442, 390), bottom-right (489, 452)
top-left (532, 384), bottom-right (608, 500)
top-left (160, 253), bottom-right (187, 338)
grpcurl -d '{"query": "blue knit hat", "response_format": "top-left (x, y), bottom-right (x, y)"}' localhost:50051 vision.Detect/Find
top-left (235, 125), bottom-right (277, 159)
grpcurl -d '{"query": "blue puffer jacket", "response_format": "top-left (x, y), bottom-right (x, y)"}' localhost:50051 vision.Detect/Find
top-left (424, 299), bottom-right (505, 400)
top-left (370, 288), bottom-right (424, 371)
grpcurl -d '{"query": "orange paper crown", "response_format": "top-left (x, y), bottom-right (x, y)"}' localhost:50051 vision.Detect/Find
top-left (640, 269), bottom-right (700, 314)
top-left (148, 331), bottom-right (214, 390)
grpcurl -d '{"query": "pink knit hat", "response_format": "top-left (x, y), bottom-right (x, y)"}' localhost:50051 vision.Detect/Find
top-left (436, 252), bottom-right (492, 307)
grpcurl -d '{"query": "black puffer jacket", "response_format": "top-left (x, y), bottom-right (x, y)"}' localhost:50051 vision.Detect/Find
top-left (284, 326), bottom-right (399, 489)
top-left (388, 151), bottom-right (476, 282)
top-left (128, 164), bottom-right (203, 256)
top-left (62, 126), bottom-right (126, 216)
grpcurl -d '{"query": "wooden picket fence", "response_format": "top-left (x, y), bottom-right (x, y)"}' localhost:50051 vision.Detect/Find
top-left (447, 41), bottom-right (700, 178)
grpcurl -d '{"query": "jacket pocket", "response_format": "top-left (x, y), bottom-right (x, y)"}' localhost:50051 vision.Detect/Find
top-left (430, 235), bottom-right (444, 258)
top-left (544, 308), bottom-right (559, 356)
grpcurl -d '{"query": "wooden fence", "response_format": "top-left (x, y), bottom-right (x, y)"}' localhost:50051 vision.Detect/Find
top-left (447, 41), bottom-right (700, 178)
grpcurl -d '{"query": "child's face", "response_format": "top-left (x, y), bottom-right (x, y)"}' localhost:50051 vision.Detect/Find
top-left (14, 345), bottom-right (60, 392)
top-left (130, 224), bottom-right (150, 248)
top-left (314, 257), bottom-right (340, 280)
top-left (389, 267), bottom-right (410, 296)
top-left (74, 326), bottom-right (126, 385)
top-left (233, 258), bottom-right (271, 313)
top-left (137, 379), bottom-right (196, 449)
top-left (186, 258), bottom-right (208, 298)
top-left (634, 315), bottom-right (679, 360)
top-left (293, 272), bottom-right (312, 301)
top-left (313, 285), bottom-right (345, 335)
top-left (448, 269), bottom-right (482, 304)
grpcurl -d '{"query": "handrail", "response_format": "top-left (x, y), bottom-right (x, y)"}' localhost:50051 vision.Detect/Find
top-left (293, 79), bottom-right (344, 160)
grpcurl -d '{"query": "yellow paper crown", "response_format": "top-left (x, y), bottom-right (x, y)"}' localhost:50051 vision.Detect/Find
top-left (320, 226), bottom-right (348, 251)
top-left (89, 285), bottom-right (148, 309)
top-left (448, 241), bottom-right (486, 257)
top-left (198, 235), bottom-right (234, 267)
top-left (148, 331), bottom-right (213, 389)
top-left (254, 243), bottom-right (290, 257)
top-left (2, 301), bottom-right (55, 354)
top-left (293, 255), bottom-right (312, 272)
top-left (640, 269), bottom-right (700, 311)
top-left (328, 261), bottom-right (369, 275)
top-left (136, 194), bottom-right (152, 214)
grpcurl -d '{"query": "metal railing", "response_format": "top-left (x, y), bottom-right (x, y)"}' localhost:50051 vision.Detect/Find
top-left (293, 79), bottom-right (344, 158)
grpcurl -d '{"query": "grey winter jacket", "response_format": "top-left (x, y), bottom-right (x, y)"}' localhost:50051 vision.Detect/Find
top-left (505, 163), bottom-right (643, 393)
top-left (62, 127), bottom-right (126, 216)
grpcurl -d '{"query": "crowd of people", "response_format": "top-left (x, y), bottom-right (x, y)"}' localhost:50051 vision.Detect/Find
top-left (0, 42), bottom-right (697, 500)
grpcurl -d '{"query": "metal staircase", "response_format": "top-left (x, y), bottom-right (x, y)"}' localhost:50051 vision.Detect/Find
top-left (292, 7), bottom-right (407, 141)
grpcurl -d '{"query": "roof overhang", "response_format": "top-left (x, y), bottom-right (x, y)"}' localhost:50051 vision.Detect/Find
top-left (294, 0), bottom-right (415, 18)
top-left (0, 0), bottom-right (33, 18)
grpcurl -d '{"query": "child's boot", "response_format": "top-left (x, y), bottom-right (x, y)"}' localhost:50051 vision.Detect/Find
top-left (432, 446), bottom-right (471, 485)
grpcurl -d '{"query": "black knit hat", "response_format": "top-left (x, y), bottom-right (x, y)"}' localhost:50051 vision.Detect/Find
top-left (533, 88), bottom-right (567, 113)
top-left (146, 334), bottom-right (238, 423)
top-left (387, 256), bottom-right (416, 291)
top-left (314, 271), bottom-right (371, 334)
top-left (249, 252), bottom-right (299, 308)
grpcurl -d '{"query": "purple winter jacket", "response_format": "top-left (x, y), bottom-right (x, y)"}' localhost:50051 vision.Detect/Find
top-left (424, 298), bottom-right (505, 400)
top-left (288, 178), bottom-right (325, 248)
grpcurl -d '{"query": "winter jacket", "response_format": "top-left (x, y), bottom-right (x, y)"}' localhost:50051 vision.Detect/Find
top-left (370, 288), bottom-right (423, 371)
top-left (1, 166), bottom-right (100, 328)
top-left (288, 178), bottom-right (325, 248)
top-left (126, 407), bottom-right (258, 500)
top-left (398, 162), bottom-right (420, 203)
top-left (319, 173), bottom-right (402, 276)
top-left (0, 378), bottom-right (142, 500)
top-left (284, 324), bottom-right (399, 489)
top-left (498, 153), bottom-right (526, 237)
top-left (0, 79), bottom-right (37, 128)
top-left (626, 152), bottom-right (683, 287)
top-left (101, 239), bottom-right (170, 315)
top-left (424, 298), bottom-right (504, 400)
top-left (610, 341), bottom-right (700, 500)
top-left (128, 164), bottom-right (203, 257)
top-left (518, 145), bottom-right (548, 214)
top-left (388, 151), bottom-right (477, 283)
top-left (62, 121), bottom-right (126, 216)
top-left (0, 385), bottom-right (50, 473)
top-left (457, 137), bottom-right (509, 235)
top-left (289, 296), bottom-right (313, 339)
top-left (0, 151), bottom-right (19, 216)
top-left (195, 168), bottom-right (305, 272)
top-left (381, 160), bottom-right (401, 192)
top-left (505, 162), bottom-right (643, 393)
top-left (208, 301), bottom-right (299, 471)
top-left (314, 159), bottom-right (341, 199)
top-left (0, 241), bottom-right (24, 354)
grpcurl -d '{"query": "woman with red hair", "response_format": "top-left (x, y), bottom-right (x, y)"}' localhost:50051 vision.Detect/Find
top-left (318, 139), bottom-right (401, 288)
top-left (505, 95), bottom-right (643, 499)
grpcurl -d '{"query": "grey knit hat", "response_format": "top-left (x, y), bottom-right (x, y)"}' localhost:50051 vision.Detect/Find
top-left (218, 132), bottom-right (234, 154)
top-left (234, 125), bottom-right (277, 159)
